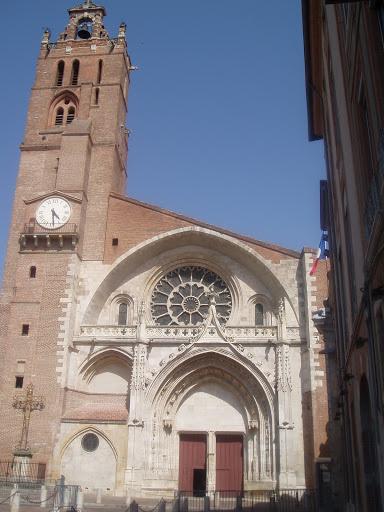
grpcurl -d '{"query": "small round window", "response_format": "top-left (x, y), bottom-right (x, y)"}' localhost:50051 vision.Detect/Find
top-left (81, 433), bottom-right (99, 452)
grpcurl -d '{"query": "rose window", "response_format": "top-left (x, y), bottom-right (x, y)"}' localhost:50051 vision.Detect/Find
top-left (151, 266), bottom-right (232, 326)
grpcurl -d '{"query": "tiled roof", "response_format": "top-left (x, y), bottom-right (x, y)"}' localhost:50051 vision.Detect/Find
top-left (62, 404), bottom-right (128, 422)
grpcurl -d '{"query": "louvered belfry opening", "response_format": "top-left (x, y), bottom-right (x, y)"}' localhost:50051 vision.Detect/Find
top-left (71, 60), bottom-right (80, 86)
top-left (66, 107), bottom-right (76, 124)
top-left (56, 61), bottom-right (65, 86)
top-left (55, 107), bottom-right (64, 126)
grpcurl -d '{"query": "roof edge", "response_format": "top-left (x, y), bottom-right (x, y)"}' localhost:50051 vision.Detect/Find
top-left (109, 193), bottom-right (302, 259)
top-left (302, 0), bottom-right (324, 141)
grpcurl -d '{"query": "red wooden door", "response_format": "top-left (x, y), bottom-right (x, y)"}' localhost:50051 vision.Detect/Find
top-left (216, 435), bottom-right (243, 492)
top-left (179, 434), bottom-right (207, 492)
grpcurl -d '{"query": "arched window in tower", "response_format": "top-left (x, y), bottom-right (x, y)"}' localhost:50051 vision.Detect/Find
top-left (71, 60), bottom-right (80, 86)
top-left (76, 18), bottom-right (94, 40)
top-left (118, 303), bottom-right (128, 326)
top-left (29, 266), bottom-right (37, 279)
top-left (97, 60), bottom-right (103, 84)
top-left (55, 107), bottom-right (64, 126)
top-left (66, 107), bottom-right (76, 124)
top-left (56, 61), bottom-right (65, 87)
top-left (255, 303), bottom-right (264, 326)
top-left (50, 94), bottom-right (78, 128)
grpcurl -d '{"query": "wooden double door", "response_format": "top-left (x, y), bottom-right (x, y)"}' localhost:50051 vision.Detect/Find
top-left (179, 433), bottom-right (243, 493)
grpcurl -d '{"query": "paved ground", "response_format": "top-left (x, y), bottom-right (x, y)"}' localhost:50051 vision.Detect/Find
top-left (0, 493), bottom-right (171, 512)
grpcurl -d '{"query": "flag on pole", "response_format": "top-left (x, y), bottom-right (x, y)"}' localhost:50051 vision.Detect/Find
top-left (310, 233), bottom-right (329, 276)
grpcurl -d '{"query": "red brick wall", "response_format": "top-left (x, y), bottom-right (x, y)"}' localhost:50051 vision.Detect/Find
top-left (103, 195), bottom-right (300, 265)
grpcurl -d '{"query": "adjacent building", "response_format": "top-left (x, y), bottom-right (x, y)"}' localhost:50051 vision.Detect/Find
top-left (303, 1), bottom-right (384, 510)
top-left (0, 1), bottom-right (330, 499)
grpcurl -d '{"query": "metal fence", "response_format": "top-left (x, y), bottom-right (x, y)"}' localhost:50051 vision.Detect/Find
top-left (174, 490), bottom-right (317, 512)
top-left (0, 480), bottom-right (79, 511)
top-left (0, 461), bottom-right (46, 483)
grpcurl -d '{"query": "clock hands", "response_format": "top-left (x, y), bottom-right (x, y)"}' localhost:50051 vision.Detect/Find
top-left (51, 208), bottom-right (60, 227)
top-left (36, 198), bottom-right (71, 230)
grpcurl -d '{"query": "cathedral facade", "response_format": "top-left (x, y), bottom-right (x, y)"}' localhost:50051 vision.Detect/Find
top-left (0, 2), bottom-right (330, 498)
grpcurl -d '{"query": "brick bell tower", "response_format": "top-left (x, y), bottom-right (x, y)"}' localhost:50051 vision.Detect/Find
top-left (0, 1), bottom-right (131, 463)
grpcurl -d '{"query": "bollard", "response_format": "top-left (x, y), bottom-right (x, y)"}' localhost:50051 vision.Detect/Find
top-left (64, 488), bottom-right (70, 507)
top-left (76, 490), bottom-right (84, 512)
top-left (10, 491), bottom-right (20, 512)
top-left (181, 496), bottom-right (188, 512)
top-left (158, 499), bottom-right (166, 512)
top-left (172, 497), bottom-right (180, 512)
top-left (40, 485), bottom-right (47, 508)
top-left (10, 485), bottom-right (18, 508)
top-left (96, 487), bottom-right (102, 504)
top-left (129, 499), bottom-right (139, 512)
top-left (235, 495), bottom-right (242, 512)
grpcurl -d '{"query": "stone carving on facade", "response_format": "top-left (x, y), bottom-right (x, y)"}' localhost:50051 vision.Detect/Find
top-left (275, 344), bottom-right (292, 393)
top-left (162, 418), bottom-right (173, 431)
top-left (264, 419), bottom-right (271, 477)
top-left (146, 300), bottom-right (271, 381)
top-left (278, 297), bottom-right (286, 324)
top-left (129, 342), bottom-right (148, 423)
top-left (156, 358), bottom-right (270, 437)
top-left (275, 343), bottom-right (294, 429)
top-left (248, 419), bottom-right (258, 431)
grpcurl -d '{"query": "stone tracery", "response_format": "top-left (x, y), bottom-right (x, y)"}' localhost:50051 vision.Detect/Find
top-left (151, 266), bottom-right (232, 326)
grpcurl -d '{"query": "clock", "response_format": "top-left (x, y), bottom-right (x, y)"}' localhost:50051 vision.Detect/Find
top-left (36, 197), bottom-right (71, 230)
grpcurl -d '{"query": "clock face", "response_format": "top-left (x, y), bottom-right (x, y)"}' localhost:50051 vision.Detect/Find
top-left (36, 197), bottom-right (71, 230)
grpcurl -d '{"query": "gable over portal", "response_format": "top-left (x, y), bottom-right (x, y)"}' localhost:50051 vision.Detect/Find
top-left (104, 194), bottom-right (300, 265)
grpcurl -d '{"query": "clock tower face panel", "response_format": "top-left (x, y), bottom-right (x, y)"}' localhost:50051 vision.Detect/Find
top-left (36, 197), bottom-right (71, 230)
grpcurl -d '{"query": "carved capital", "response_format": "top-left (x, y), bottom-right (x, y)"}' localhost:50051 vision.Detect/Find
top-left (248, 419), bottom-right (259, 431)
top-left (163, 418), bottom-right (173, 431)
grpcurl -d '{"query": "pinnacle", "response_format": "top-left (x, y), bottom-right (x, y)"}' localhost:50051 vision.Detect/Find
top-left (68, 0), bottom-right (106, 16)
top-left (71, 0), bottom-right (103, 10)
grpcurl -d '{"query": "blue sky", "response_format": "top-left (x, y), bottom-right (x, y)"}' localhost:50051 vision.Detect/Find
top-left (0, 0), bottom-right (324, 277)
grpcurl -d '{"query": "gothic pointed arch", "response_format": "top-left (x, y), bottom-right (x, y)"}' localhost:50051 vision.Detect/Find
top-left (48, 91), bottom-right (79, 128)
top-left (145, 350), bottom-right (275, 481)
top-left (248, 294), bottom-right (276, 326)
top-left (147, 348), bottom-right (275, 416)
top-left (60, 425), bottom-right (118, 460)
top-left (82, 226), bottom-right (297, 326)
top-left (60, 426), bottom-right (118, 490)
top-left (79, 347), bottom-right (133, 394)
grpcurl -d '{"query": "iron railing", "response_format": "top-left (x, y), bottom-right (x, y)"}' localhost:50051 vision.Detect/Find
top-left (0, 461), bottom-right (46, 483)
top-left (174, 490), bottom-right (317, 512)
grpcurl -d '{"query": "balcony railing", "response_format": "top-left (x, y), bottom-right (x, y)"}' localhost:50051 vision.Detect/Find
top-left (77, 324), bottom-right (300, 343)
top-left (22, 223), bottom-right (78, 234)
top-left (20, 222), bottom-right (79, 250)
top-left (79, 325), bottom-right (137, 338)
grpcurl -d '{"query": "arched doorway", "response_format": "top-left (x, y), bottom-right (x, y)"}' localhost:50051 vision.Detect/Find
top-left (148, 351), bottom-right (274, 493)
top-left (176, 380), bottom-right (246, 493)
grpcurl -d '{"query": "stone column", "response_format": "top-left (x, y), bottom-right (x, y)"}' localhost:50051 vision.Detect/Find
top-left (126, 311), bottom-right (148, 498)
top-left (275, 342), bottom-right (296, 488)
top-left (207, 431), bottom-right (216, 492)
